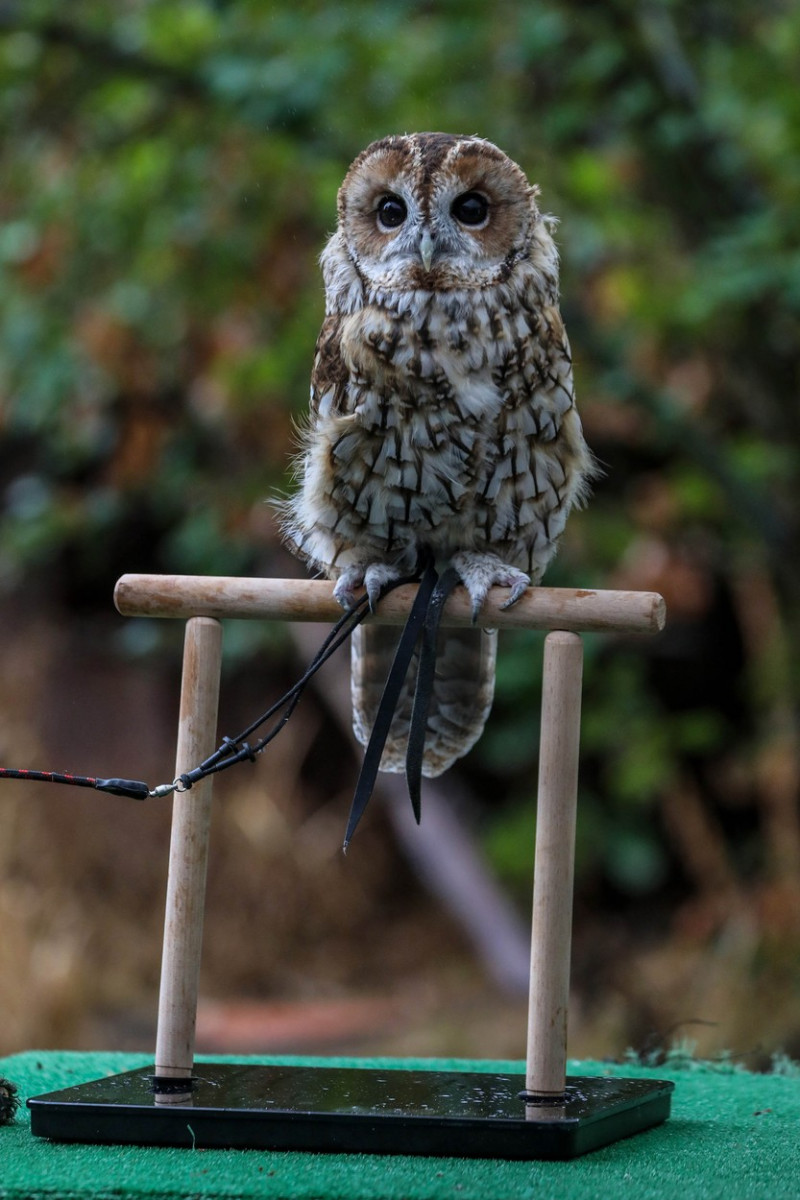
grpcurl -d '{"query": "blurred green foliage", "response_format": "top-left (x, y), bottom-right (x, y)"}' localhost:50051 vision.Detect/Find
top-left (1, 0), bottom-right (798, 908)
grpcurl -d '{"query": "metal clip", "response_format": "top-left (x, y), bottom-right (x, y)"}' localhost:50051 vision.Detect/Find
top-left (149, 782), bottom-right (178, 798)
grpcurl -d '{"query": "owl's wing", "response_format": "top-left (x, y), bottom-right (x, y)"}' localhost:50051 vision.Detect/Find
top-left (485, 302), bottom-right (594, 582)
top-left (310, 313), bottom-right (352, 419)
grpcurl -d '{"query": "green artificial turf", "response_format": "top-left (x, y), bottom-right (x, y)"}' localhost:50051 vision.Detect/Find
top-left (1, 1051), bottom-right (799, 1200)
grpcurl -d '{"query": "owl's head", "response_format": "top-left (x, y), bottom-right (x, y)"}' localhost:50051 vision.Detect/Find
top-left (330, 133), bottom-right (552, 294)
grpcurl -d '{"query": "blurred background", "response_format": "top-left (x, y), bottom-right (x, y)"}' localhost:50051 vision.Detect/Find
top-left (0, 0), bottom-right (798, 1067)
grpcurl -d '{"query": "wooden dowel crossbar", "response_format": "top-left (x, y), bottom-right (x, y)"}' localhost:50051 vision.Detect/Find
top-left (115, 574), bottom-right (665, 635)
top-left (129, 574), bottom-right (664, 1102)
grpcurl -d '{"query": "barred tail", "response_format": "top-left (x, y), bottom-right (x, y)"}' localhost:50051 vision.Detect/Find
top-left (350, 624), bottom-right (497, 777)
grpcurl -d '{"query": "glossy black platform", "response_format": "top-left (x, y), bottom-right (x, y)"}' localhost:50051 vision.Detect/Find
top-left (29, 1063), bottom-right (674, 1160)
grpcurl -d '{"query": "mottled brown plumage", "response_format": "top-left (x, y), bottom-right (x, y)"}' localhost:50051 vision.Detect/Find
top-left (281, 133), bottom-right (594, 776)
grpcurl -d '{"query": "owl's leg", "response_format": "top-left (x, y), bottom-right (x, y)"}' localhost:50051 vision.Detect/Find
top-left (333, 562), bottom-right (408, 611)
top-left (450, 550), bottom-right (530, 622)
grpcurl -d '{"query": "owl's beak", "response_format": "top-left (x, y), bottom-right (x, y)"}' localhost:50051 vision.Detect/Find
top-left (419, 229), bottom-right (435, 272)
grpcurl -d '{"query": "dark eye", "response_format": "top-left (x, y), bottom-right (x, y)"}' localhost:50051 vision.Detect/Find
top-left (376, 194), bottom-right (407, 230)
top-left (452, 191), bottom-right (489, 226)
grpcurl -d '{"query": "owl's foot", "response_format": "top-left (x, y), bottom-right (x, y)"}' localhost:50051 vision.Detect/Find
top-left (333, 562), bottom-right (406, 612)
top-left (332, 566), bottom-right (364, 610)
top-left (450, 551), bottom-right (530, 622)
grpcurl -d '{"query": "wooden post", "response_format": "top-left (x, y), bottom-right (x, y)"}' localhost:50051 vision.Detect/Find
top-left (154, 616), bottom-right (222, 1103)
top-left (525, 631), bottom-right (583, 1099)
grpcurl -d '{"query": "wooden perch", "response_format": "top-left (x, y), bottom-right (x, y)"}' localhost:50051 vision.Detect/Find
top-left (115, 574), bottom-right (665, 635)
top-left (123, 573), bottom-right (665, 1101)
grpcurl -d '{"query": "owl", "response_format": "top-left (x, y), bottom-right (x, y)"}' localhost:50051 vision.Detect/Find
top-left (282, 132), bottom-right (594, 779)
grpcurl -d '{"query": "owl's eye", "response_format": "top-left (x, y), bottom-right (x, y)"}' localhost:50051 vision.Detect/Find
top-left (452, 192), bottom-right (489, 227)
top-left (376, 195), bottom-right (407, 230)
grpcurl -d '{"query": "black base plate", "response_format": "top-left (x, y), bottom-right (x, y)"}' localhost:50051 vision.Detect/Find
top-left (28, 1063), bottom-right (673, 1160)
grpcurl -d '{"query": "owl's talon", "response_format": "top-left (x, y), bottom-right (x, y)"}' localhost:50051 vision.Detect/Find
top-left (364, 563), bottom-right (404, 612)
top-left (451, 551), bottom-right (530, 621)
top-left (333, 566), bottom-right (365, 610)
top-left (500, 576), bottom-right (531, 610)
top-left (366, 581), bottom-right (382, 613)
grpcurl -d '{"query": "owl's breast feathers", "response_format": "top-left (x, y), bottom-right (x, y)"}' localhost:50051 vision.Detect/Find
top-left (283, 271), bottom-right (592, 582)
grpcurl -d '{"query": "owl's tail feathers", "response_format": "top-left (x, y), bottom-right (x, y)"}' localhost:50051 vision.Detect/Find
top-left (350, 621), bottom-right (497, 781)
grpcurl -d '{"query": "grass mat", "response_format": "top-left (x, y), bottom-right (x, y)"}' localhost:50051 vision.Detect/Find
top-left (1, 1051), bottom-right (799, 1199)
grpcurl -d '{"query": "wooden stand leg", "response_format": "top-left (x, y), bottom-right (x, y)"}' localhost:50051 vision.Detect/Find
top-left (525, 630), bottom-right (583, 1099)
top-left (154, 616), bottom-right (222, 1103)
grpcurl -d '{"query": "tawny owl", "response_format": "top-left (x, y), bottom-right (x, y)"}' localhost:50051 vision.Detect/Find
top-left (282, 132), bottom-right (593, 779)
